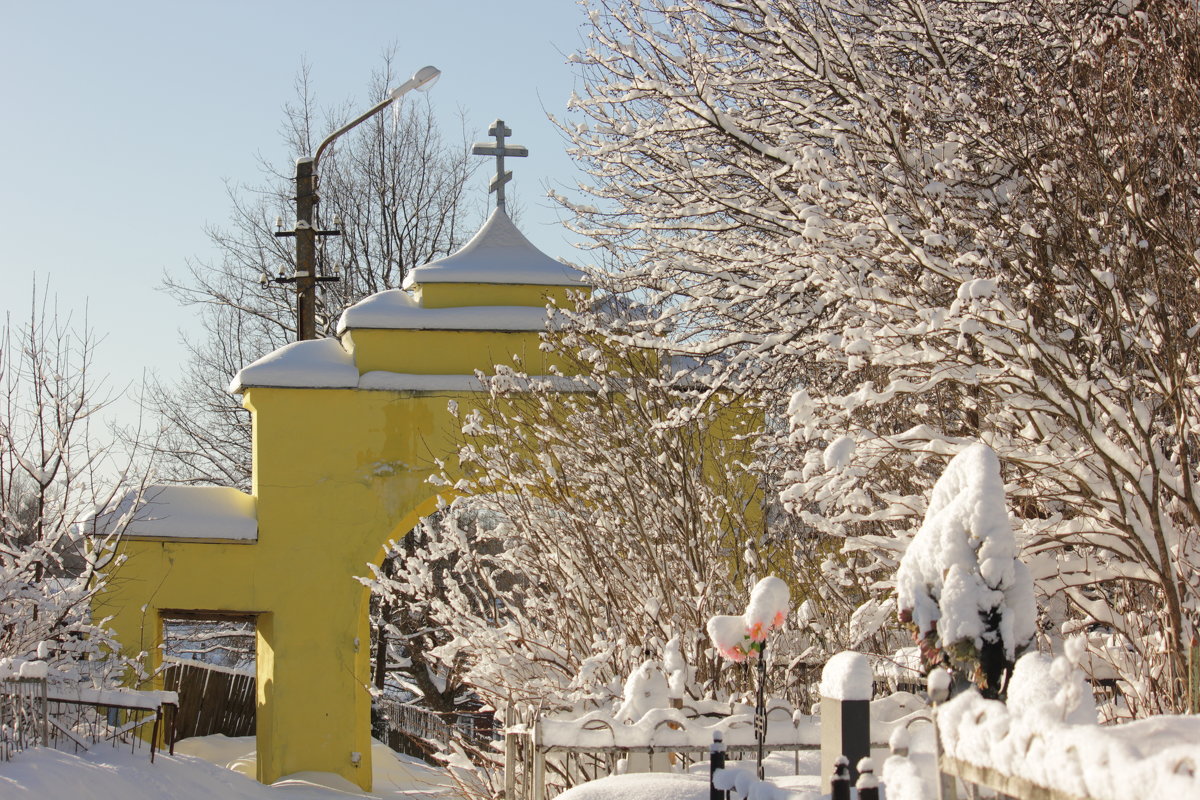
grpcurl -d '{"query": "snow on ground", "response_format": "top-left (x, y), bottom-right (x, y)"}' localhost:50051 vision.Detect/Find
top-left (556, 752), bottom-right (823, 800)
top-left (555, 773), bottom-right (709, 800)
top-left (0, 736), bottom-right (462, 800)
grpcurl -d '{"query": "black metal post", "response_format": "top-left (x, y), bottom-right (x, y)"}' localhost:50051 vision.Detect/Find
top-left (856, 757), bottom-right (880, 800)
top-left (831, 755), bottom-right (851, 800)
top-left (754, 642), bottom-right (767, 780)
top-left (710, 730), bottom-right (727, 800)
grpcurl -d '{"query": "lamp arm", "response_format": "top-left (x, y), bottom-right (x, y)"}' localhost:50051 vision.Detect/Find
top-left (313, 92), bottom-right (403, 168)
top-left (310, 66), bottom-right (437, 168)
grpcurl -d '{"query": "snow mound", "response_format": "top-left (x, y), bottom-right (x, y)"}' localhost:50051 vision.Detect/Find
top-left (93, 485), bottom-right (257, 541)
top-left (0, 741), bottom-right (461, 800)
top-left (171, 735), bottom-right (462, 796)
top-left (745, 577), bottom-right (790, 642)
top-left (614, 660), bottom-right (669, 724)
top-left (940, 690), bottom-right (1200, 800)
top-left (1006, 651), bottom-right (1097, 726)
top-left (229, 338), bottom-right (358, 392)
top-left (708, 576), bottom-right (792, 662)
top-left (663, 635), bottom-right (688, 700)
top-left (707, 614), bottom-right (753, 662)
top-left (338, 290), bottom-right (554, 333)
top-left (555, 773), bottom-right (708, 800)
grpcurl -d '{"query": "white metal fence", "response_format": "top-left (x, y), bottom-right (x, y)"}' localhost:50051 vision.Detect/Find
top-left (1, 677), bottom-right (178, 762)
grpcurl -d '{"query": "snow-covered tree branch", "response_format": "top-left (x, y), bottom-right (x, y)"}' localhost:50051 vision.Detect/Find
top-left (561, 0), bottom-right (1200, 713)
top-left (365, 333), bottom-right (774, 719)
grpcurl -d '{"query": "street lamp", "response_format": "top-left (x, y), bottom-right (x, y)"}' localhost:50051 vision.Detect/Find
top-left (275, 65), bottom-right (441, 341)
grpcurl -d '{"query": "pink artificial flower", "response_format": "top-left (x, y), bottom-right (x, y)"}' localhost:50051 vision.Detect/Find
top-left (773, 611), bottom-right (785, 628)
top-left (721, 645), bottom-right (747, 663)
top-left (748, 621), bottom-right (767, 642)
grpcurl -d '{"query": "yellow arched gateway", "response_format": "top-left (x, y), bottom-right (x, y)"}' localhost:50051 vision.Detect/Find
top-left (94, 208), bottom-right (587, 790)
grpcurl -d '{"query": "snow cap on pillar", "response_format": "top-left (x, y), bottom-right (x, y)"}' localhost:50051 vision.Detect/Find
top-left (402, 208), bottom-right (586, 307)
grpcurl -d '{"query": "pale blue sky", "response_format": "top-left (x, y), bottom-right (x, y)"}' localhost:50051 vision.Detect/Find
top-left (0, 0), bottom-right (590, 420)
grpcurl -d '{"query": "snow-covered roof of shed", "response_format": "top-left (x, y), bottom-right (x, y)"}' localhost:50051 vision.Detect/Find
top-left (102, 485), bottom-right (257, 541)
top-left (229, 338), bottom-right (358, 393)
top-left (402, 208), bottom-right (585, 288)
top-left (337, 289), bottom-right (553, 333)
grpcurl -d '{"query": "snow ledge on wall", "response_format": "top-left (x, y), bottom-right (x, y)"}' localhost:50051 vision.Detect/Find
top-left (337, 291), bottom-right (555, 334)
top-left (100, 485), bottom-right (257, 541)
top-left (229, 338), bottom-right (358, 393)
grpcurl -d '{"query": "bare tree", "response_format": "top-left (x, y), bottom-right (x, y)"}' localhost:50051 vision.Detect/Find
top-left (147, 52), bottom-right (478, 489)
top-left (0, 287), bottom-right (149, 684)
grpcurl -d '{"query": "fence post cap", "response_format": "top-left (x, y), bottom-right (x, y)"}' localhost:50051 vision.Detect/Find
top-left (856, 771), bottom-right (880, 789)
top-left (928, 668), bottom-right (952, 703)
top-left (820, 652), bottom-right (872, 701)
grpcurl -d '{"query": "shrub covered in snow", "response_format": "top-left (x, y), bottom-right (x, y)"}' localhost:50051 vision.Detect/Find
top-left (562, 0), bottom-right (1200, 716)
top-left (895, 444), bottom-right (1034, 697)
top-left (366, 335), bottom-right (769, 727)
top-left (1006, 637), bottom-right (1097, 726)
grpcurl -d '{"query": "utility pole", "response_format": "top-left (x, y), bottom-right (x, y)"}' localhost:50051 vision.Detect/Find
top-left (274, 157), bottom-right (340, 341)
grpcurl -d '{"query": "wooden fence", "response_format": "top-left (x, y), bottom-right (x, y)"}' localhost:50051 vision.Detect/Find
top-left (161, 659), bottom-right (255, 739)
top-left (372, 695), bottom-right (498, 761)
top-left (939, 755), bottom-right (1085, 800)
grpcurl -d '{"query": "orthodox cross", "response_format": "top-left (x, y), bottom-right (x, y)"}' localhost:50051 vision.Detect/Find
top-left (471, 119), bottom-right (528, 213)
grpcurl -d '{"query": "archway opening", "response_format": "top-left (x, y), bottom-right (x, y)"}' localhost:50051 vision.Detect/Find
top-left (160, 610), bottom-right (258, 740)
top-left (364, 501), bottom-right (504, 760)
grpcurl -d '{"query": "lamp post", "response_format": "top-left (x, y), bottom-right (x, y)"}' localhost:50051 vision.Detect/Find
top-left (275, 65), bottom-right (441, 341)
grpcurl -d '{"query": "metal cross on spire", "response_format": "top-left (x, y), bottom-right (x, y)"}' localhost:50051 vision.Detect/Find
top-left (471, 119), bottom-right (528, 213)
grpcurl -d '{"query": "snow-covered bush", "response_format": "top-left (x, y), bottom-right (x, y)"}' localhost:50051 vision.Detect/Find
top-left (1006, 637), bottom-right (1097, 726)
top-left (896, 444), bottom-right (1034, 697)
top-left (364, 334), bottom-right (771, 721)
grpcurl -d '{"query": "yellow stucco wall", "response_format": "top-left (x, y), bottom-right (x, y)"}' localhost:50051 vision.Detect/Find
top-left (94, 276), bottom-right (573, 790)
top-left (415, 282), bottom-right (576, 308)
top-left (88, 197), bottom-right (604, 792)
top-left (344, 328), bottom-right (565, 375)
top-left (96, 385), bottom-right (477, 787)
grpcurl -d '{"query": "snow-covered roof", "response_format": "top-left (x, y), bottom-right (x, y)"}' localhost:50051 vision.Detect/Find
top-left (402, 208), bottom-right (585, 288)
top-left (108, 485), bottom-right (257, 542)
top-left (337, 289), bottom-right (552, 334)
top-left (232, 345), bottom-right (587, 393)
top-left (229, 338), bottom-right (359, 393)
